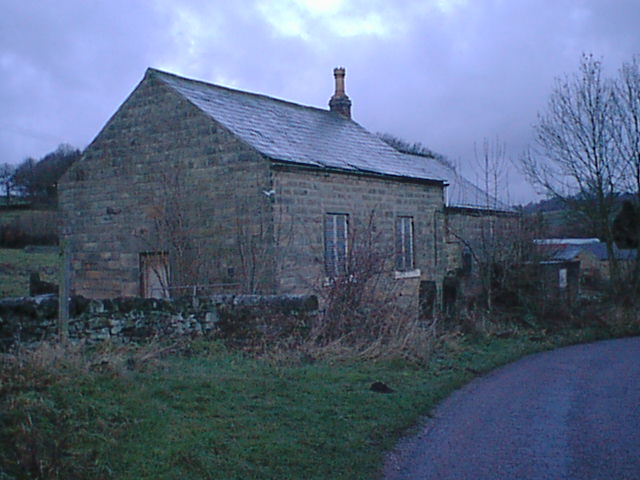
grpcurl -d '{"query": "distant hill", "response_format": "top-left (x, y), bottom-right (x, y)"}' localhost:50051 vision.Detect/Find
top-left (524, 193), bottom-right (638, 214)
top-left (522, 196), bottom-right (565, 213)
top-left (522, 194), bottom-right (640, 239)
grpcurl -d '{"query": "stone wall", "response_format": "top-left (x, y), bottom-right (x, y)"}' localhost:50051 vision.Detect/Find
top-left (272, 164), bottom-right (447, 311)
top-left (445, 208), bottom-right (520, 274)
top-left (59, 71), bottom-right (275, 299)
top-left (0, 294), bottom-right (318, 352)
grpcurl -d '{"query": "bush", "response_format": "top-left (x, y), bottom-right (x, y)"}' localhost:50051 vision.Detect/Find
top-left (304, 223), bottom-right (437, 364)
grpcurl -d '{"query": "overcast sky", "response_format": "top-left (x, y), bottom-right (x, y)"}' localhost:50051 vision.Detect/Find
top-left (2, 0), bottom-right (640, 204)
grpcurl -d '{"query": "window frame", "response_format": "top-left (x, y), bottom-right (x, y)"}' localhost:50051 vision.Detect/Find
top-left (324, 213), bottom-right (349, 278)
top-left (395, 216), bottom-right (415, 272)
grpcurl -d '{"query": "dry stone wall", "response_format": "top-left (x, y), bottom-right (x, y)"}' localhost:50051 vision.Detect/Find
top-left (0, 294), bottom-right (318, 352)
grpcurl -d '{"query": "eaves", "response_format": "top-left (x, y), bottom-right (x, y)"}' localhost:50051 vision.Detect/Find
top-left (269, 158), bottom-right (447, 188)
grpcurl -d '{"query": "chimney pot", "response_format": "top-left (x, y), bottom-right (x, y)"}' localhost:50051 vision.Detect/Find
top-left (329, 67), bottom-right (352, 119)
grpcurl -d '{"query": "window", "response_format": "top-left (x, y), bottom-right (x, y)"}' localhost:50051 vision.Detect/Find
top-left (140, 252), bottom-right (170, 299)
top-left (559, 268), bottom-right (568, 289)
top-left (395, 216), bottom-right (414, 271)
top-left (324, 213), bottom-right (348, 277)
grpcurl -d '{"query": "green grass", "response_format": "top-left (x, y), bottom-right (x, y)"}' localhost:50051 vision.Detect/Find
top-left (0, 210), bottom-right (24, 225)
top-left (0, 247), bottom-right (58, 297)
top-left (3, 325), bottom-right (636, 480)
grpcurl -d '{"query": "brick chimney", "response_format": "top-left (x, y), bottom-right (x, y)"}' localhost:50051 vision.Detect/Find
top-left (329, 67), bottom-right (352, 119)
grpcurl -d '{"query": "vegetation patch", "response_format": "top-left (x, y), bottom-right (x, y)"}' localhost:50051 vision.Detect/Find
top-left (0, 248), bottom-right (58, 298)
top-left (2, 318), bottom-right (638, 480)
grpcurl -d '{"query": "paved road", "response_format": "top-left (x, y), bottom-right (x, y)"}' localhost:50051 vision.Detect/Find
top-left (383, 337), bottom-right (640, 480)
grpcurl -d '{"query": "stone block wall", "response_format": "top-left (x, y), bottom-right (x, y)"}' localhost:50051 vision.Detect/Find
top-left (445, 208), bottom-right (520, 274)
top-left (271, 165), bottom-right (447, 310)
top-left (59, 72), bottom-right (275, 298)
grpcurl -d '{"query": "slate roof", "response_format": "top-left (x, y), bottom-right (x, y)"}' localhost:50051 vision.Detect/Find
top-left (151, 68), bottom-right (448, 183)
top-left (150, 68), bottom-right (512, 212)
top-left (400, 153), bottom-right (513, 211)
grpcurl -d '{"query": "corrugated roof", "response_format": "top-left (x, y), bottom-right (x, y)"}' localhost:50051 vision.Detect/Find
top-left (150, 68), bottom-right (449, 184)
top-left (542, 241), bottom-right (637, 261)
top-left (534, 238), bottom-right (600, 245)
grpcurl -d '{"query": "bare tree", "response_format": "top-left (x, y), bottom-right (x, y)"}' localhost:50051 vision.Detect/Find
top-left (234, 187), bottom-right (277, 294)
top-left (473, 137), bottom-right (509, 209)
top-left (612, 56), bottom-right (640, 285)
top-left (138, 165), bottom-right (291, 298)
top-left (137, 165), bottom-right (207, 298)
top-left (445, 138), bottom-right (520, 313)
top-left (470, 137), bottom-right (511, 311)
top-left (522, 54), bottom-right (624, 281)
top-left (0, 163), bottom-right (16, 203)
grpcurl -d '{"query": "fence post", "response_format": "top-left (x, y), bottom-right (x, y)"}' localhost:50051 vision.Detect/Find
top-left (58, 240), bottom-right (71, 342)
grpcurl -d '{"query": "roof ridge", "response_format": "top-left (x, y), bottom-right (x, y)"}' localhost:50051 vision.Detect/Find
top-left (148, 67), bottom-right (347, 119)
top-left (140, 67), bottom-right (477, 189)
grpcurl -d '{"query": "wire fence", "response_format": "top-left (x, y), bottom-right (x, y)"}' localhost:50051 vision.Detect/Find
top-left (149, 282), bottom-right (242, 299)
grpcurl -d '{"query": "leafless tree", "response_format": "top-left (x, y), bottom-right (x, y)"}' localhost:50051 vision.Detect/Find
top-left (471, 138), bottom-right (510, 311)
top-left (0, 163), bottom-right (16, 203)
top-left (612, 56), bottom-right (640, 285)
top-left (447, 138), bottom-right (515, 312)
top-left (137, 165), bottom-right (207, 298)
top-left (234, 187), bottom-right (284, 294)
top-left (138, 165), bottom-right (292, 298)
top-left (522, 54), bottom-right (624, 281)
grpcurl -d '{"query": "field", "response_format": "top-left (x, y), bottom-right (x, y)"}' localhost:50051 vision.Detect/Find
top-left (0, 247), bottom-right (58, 297)
top-left (2, 326), bottom-right (635, 480)
top-left (0, 205), bottom-right (59, 297)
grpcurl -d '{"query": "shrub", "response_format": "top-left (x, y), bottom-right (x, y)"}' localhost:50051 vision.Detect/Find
top-left (304, 218), bottom-right (437, 364)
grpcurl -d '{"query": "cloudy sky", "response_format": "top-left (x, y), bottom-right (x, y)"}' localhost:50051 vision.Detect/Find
top-left (2, 0), bottom-right (640, 204)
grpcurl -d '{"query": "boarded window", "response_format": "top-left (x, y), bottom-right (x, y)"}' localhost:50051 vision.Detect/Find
top-left (324, 213), bottom-right (348, 277)
top-left (395, 216), bottom-right (414, 271)
top-left (140, 252), bottom-right (170, 299)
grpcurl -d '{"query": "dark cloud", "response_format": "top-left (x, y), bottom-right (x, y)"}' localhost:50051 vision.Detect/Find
top-left (2, 0), bottom-right (640, 204)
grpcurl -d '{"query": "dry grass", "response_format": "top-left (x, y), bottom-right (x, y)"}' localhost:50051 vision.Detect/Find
top-left (0, 340), bottom-right (182, 479)
top-left (2, 339), bottom-right (177, 381)
top-left (2, 308), bottom-right (639, 479)
top-left (299, 310), bottom-right (438, 364)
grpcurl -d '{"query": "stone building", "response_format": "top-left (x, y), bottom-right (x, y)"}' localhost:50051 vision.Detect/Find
top-left (60, 67), bottom-right (512, 312)
top-left (539, 238), bottom-right (637, 284)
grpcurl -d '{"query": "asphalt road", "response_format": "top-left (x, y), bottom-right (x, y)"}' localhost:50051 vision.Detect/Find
top-left (383, 337), bottom-right (640, 480)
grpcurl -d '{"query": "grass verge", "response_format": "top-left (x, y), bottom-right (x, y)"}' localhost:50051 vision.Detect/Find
top-left (2, 324), bottom-right (638, 480)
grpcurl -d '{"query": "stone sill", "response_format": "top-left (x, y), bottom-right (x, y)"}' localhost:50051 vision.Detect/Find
top-left (394, 269), bottom-right (421, 279)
